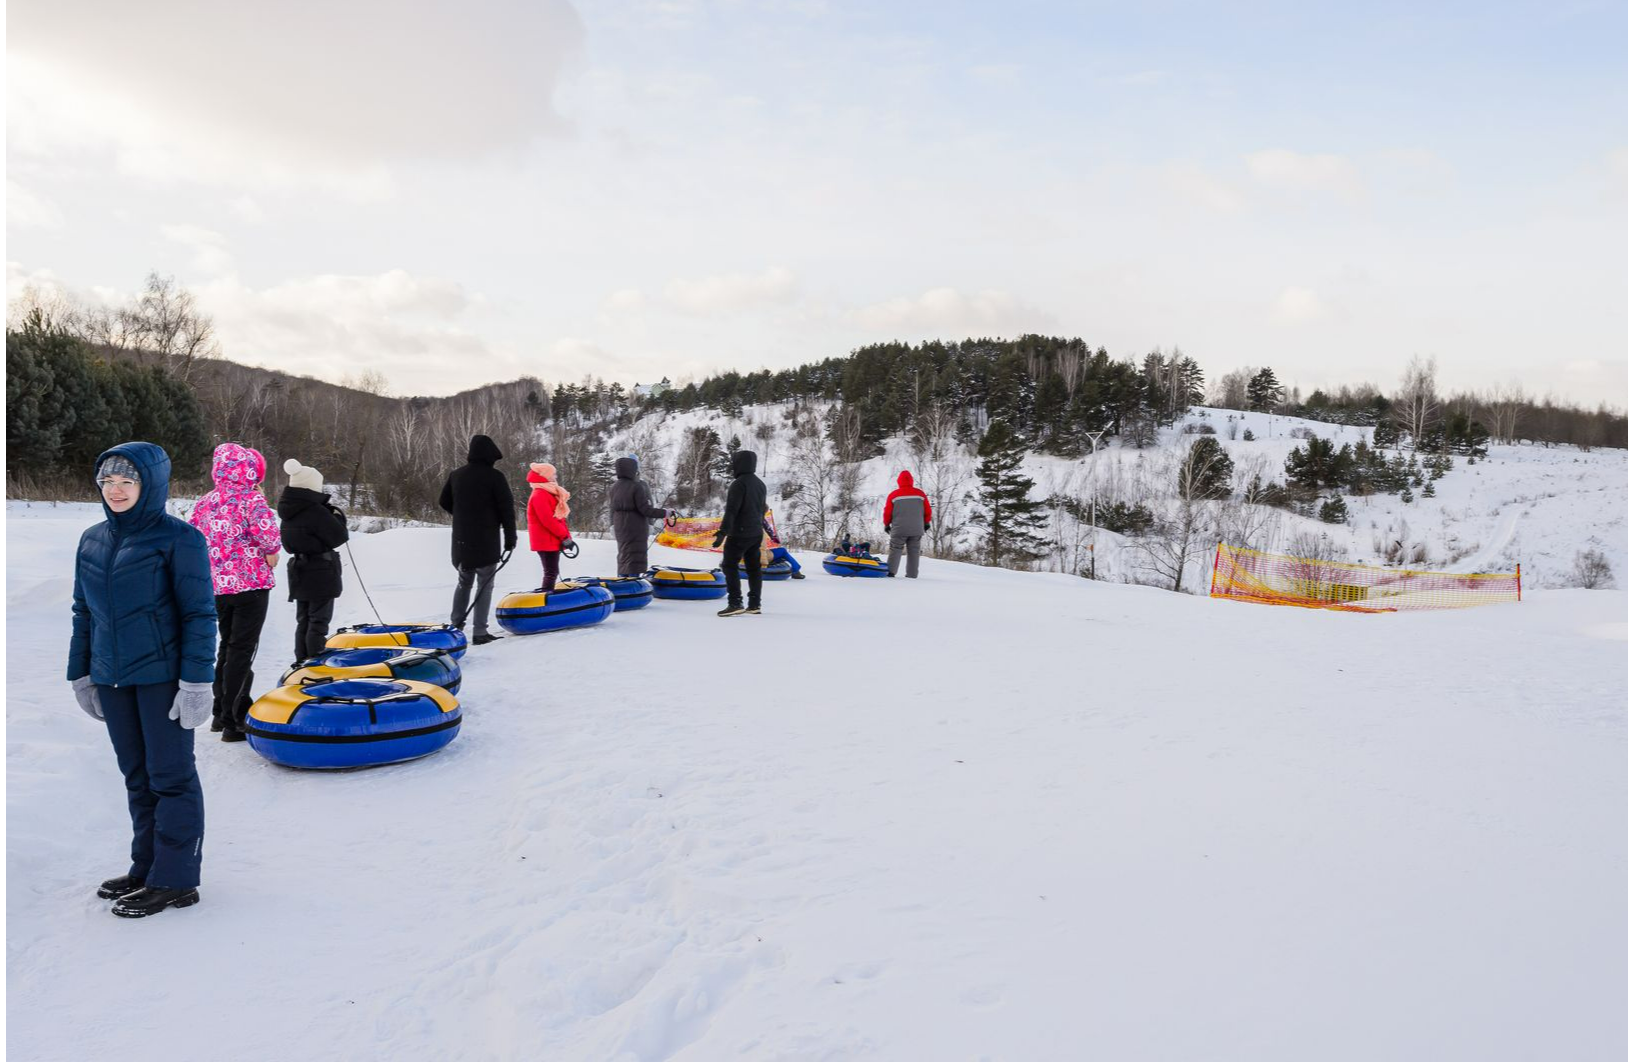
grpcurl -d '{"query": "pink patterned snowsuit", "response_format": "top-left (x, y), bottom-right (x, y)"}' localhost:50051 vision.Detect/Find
top-left (189, 444), bottom-right (281, 595)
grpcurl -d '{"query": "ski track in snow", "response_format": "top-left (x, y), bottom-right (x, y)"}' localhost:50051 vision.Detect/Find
top-left (5, 501), bottom-right (1626, 1061)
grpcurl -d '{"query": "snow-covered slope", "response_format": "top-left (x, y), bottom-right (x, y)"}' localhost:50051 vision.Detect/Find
top-left (6, 502), bottom-right (1625, 1061)
top-left (603, 404), bottom-right (1627, 592)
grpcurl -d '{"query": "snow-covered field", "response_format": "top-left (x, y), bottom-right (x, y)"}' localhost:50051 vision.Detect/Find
top-left (6, 500), bottom-right (1625, 1061)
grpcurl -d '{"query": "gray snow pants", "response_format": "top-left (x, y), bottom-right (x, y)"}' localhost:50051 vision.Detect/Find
top-left (451, 562), bottom-right (498, 637)
top-left (888, 532), bottom-right (922, 578)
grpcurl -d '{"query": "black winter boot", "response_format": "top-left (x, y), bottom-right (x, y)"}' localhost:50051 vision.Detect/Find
top-left (112, 886), bottom-right (200, 918)
top-left (97, 873), bottom-right (145, 900)
top-left (717, 602), bottom-right (746, 617)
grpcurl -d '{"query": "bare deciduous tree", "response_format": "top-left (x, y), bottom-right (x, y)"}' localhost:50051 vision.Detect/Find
top-left (122, 272), bottom-right (221, 382)
top-left (1395, 355), bottom-right (1440, 452)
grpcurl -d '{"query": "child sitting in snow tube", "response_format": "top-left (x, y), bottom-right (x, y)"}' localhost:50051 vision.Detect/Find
top-left (822, 547), bottom-right (890, 577)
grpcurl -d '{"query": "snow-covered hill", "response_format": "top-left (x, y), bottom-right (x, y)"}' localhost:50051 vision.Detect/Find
top-left (600, 404), bottom-right (1627, 593)
top-left (6, 501), bottom-right (1625, 1061)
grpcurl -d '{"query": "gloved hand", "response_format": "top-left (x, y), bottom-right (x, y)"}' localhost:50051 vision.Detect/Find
top-left (168, 681), bottom-right (214, 730)
top-left (72, 675), bottom-right (101, 720)
top-left (924, 522), bottom-right (931, 531)
top-left (884, 524), bottom-right (891, 534)
top-left (712, 531), bottom-right (726, 548)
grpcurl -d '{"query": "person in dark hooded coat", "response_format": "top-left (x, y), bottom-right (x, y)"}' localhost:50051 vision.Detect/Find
top-left (277, 458), bottom-right (350, 665)
top-left (438, 434), bottom-right (518, 644)
top-left (608, 456), bottom-right (670, 576)
top-left (69, 442), bottom-right (216, 917)
top-left (711, 450), bottom-right (766, 616)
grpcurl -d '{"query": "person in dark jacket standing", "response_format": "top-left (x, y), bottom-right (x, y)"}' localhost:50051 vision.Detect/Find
top-left (278, 458), bottom-right (350, 665)
top-left (609, 455), bottom-right (670, 577)
top-left (439, 434), bottom-right (518, 644)
top-left (882, 470), bottom-right (933, 578)
top-left (69, 442), bottom-right (216, 918)
top-left (711, 450), bottom-right (767, 617)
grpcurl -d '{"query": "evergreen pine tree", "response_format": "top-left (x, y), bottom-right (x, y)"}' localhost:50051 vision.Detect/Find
top-left (1246, 367), bottom-right (1283, 413)
top-left (1179, 437), bottom-right (1234, 500)
top-left (1421, 480), bottom-right (1435, 498)
top-left (1319, 496), bottom-right (1349, 524)
top-left (970, 419), bottom-right (1049, 568)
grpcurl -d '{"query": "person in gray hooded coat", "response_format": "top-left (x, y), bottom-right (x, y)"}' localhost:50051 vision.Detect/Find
top-left (609, 456), bottom-right (670, 576)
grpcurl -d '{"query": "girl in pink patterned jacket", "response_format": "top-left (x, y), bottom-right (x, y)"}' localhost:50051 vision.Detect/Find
top-left (187, 443), bottom-right (281, 741)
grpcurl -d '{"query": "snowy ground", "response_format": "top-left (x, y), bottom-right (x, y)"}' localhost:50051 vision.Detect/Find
top-left (6, 501), bottom-right (1626, 1061)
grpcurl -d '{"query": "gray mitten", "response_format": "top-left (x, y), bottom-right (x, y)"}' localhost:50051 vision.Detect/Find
top-left (168, 681), bottom-right (214, 730)
top-left (72, 675), bottom-right (102, 721)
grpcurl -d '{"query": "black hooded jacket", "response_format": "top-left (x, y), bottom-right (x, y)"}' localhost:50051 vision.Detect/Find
top-left (718, 450), bottom-right (766, 546)
top-left (278, 486), bottom-right (349, 601)
top-left (438, 434), bottom-right (518, 569)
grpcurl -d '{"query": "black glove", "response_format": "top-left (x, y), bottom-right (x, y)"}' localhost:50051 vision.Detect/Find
top-left (884, 524), bottom-right (891, 534)
top-left (712, 532), bottom-right (726, 548)
top-left (924, 522), bottom-right (931, 531)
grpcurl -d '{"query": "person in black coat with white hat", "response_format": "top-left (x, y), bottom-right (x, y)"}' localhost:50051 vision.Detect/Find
top-left (277, 458), bottom-right (350, 665)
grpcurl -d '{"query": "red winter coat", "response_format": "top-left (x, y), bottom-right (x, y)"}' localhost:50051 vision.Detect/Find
top-left (882, 470), bottom-right (932, 534)
top-left (527, 468), bottom-right (571, 551)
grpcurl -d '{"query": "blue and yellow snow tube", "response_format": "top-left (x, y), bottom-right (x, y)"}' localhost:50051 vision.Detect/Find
top-left (495, 584), bottom-right (616, 635)
top-left (647, 566), bottom-right (727, 600)
top-left (823, 552), bottom-right (889, 578)
top-left (281, 647), bottom-right (461, 693)
top-left (244, 678), bottom-right (461, 770)
top-left (564, 575), bottom-right (653, 611)
top-left (326, 623), bottom-right (468, 658)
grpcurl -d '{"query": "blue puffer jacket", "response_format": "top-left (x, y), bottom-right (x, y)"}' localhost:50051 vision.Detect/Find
top-left (68, 442), bottom-right (217, 687)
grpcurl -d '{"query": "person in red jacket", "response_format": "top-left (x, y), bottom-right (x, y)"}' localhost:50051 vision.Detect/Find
top-left (881, 470), bottom-right (933, 578)
top-left (526, 463), bottom-right (573, 591)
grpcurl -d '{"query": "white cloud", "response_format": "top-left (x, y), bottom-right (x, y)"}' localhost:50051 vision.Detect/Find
top-left (162, 224), bottom-right (234, 277)
top-left (1159, 165), bottom-right (1247, 214)
top-left (7, 181), bottom-right (64, 229)
top-left (7, 0), bottom-right (585, 190)
top-left (192, 270), bottom-right (512, 394)
top-left (663, 267), bottom-right (797, 315)
top-left (1270, 286), bottom-right (1330, 326)
top-left (1363, 148), bottom-right (1459, 201)
top-left (228, 196), bottom-right (269, 226)
top-left (1244, 150), bottom-right (1363, 201)
top-left (851, 288), bottom-right (1054, 336)
top-left (602, 288), bottom-right (647, 315)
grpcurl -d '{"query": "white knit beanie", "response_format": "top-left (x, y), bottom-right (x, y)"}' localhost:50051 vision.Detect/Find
top-left (284, 458), bottom-right (323, 492)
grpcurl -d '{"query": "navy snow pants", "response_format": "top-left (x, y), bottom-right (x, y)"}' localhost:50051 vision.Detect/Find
top-left (99, 681), bottom-right (205, 889)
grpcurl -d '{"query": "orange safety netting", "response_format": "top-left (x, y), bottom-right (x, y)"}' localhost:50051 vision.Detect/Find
top-left (1210, 543), bottom-right (1520, 613)
top-left (654, 511), bottom-right (779, 553)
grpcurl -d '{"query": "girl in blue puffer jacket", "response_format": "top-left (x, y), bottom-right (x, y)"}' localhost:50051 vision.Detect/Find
top-left (68, 442), bottom-right (217, 918)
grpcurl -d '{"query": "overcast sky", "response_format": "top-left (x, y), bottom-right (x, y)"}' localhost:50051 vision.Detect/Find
top-left (6, 0), bottom-right (1626, 405)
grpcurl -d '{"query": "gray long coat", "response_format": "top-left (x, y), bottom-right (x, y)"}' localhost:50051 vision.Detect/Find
top-left (609, 457), bottom-right (667, 575)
